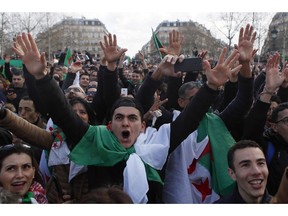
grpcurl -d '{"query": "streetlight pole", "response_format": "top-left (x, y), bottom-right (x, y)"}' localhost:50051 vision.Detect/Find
top-left (271, 26), bottom-right (278, 53)
top-left (283, 25), bottom-right (286, 64)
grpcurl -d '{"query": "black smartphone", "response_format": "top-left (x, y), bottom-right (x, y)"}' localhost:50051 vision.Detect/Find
top-left (174, 57), bottom-right (202, 72)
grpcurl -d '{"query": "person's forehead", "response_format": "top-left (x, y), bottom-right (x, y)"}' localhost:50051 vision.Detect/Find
top-left (234, 147), bottom-right (264, 163)
top-left (19, 99), bottom-right (34, 107)
top-left (1, 153), bottom-right (32, 165)
top-left (113, 106), bottom-right (140, 116)
top-left (277, 109), bottom-right (288, 119)
top-left (81, 75), bottom-right (90, 78)
top-left (13, 75), bottom-right (23, 79)
top-left (88, 88), bottom-right (97, 92)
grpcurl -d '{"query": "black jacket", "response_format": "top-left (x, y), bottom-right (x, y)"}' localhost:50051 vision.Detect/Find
top-left (214, 186), bottom-right (272, 203)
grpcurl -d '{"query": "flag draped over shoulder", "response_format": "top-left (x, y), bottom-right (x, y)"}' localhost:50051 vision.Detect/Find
top-left (64, 49), bottom-right (73, 67)
top-left (69, 125), bottom-right (169, 203)
top-left (69, 125), bottom-right (162, 184)
top-left (152, 28), bottom-right (164, 60)
top-left (163, 112), bottom-right (236, 203)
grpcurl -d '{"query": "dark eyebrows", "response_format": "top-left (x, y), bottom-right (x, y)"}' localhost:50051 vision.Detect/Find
top-left (238, 160), bottom-right (250, 166)
top-left (114, 113), bottom-right (139, 118)
top-left (238, 157), bottom-right (266, 166)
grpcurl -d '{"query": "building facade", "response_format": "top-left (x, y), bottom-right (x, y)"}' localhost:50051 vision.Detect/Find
top-left (261, 12), bottom-right (288, 63)
top-left (36, 17), bottom-right (109, 59)
top-left (141, 20), bottom-right (226, 64)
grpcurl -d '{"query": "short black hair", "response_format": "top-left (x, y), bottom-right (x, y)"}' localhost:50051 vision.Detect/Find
top-left (178, 81), bottom-right (202, 98)
top-left (110, 97), bottom-right (144, 120)
top-left (227, 140), bottom-right (264, 171)
top-left (11, 68), bottom-right (24, 77)
top-left (69, 97), bottom-right (97, 125)
top-left (0, 144), bottom-right (35, 171)
top-left (270, 102), bottom-right (288, 123)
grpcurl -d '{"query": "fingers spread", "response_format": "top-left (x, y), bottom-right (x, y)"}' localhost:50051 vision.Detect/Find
top-left (28, 33), bottom-right (40, 55)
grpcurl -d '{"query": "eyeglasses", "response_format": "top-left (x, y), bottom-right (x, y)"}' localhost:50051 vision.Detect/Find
top-left (0, 144), bottom-right (31, 151)
top-left (275, 117), bottom-right (288, 125)
top-left (87, 91), bottom-right (96, 96)
top-left (181, 95), bottom-right (194, 101)
top-left (0, 144), bottom-right (32, 157)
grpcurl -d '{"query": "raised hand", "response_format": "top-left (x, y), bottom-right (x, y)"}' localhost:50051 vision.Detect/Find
top-left (204, 47), bottom-right (242, 90)
top-left (236, 24), bottom-right (257, 63)
top-left (265, 52), bottom-right (285, 92)
top-left (281, 62), bottom-right (288, 88)
top-left (157, 54), bottom-right (183, 78)
top-left (99, 34), bottom-right (127, 63)
top-left (137, 51), bottom-right (145, 61)
top-left (118, 53), bottom-right (125, 68)
top-left (70, 60), bottom-right (83, 73)
top-left (159, 30), bottom-right (183, 56)
top-left (12, 32), bottom-right (47, 79)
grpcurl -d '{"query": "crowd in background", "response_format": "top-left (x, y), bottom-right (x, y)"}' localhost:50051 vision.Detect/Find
top-left (0, 24), bottom-right (288, 204)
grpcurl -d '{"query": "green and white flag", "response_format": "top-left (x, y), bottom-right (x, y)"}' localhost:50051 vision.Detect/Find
top-left (64, 49), bottom-right (73, 67)
top-left (163, 112), bottom-right (236, 203)
top-left (152, 28), bottom-right (164, 60)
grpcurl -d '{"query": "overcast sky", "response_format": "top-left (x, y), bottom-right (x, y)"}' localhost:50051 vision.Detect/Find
top-left (3, 0), bottom-right (285, 57)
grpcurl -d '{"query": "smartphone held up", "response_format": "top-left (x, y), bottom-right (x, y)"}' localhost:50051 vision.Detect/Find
top-left (174, 57), bottom-right (203, 73)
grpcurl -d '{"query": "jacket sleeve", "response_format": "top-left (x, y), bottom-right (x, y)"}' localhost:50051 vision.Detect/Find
top-left (103, 67), bottom-right (121, 122)
top-left (61, 72), bottom-right (76, 91)
top-left (216, 81), bottom-right (238, 113)
top-left (219, 75), bottom-right (254, 132)
top-left (165, 76), bottom-right (182, 111)
top-left (136, 74), bottom-right (163, 114)
top-left (241, 99), bottom-right (271, 145)
top-left (23, 65), bottom-right (49, 119)
top-left (170, 83), bottom-right (219, 153)
top-left (35, 75), bottom-right (89, 148)
top-left (0, 108), bottom-right (53, 149)
top-left (91, 65), bottom-right (106, 124)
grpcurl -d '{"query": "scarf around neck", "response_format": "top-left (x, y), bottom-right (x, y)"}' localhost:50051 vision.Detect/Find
top-left (69, 125), bottom-right (162, 183)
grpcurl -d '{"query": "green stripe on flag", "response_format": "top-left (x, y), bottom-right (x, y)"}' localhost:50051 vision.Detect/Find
top-left (64, 49), bottom-right (73, 67)
top-left (0, 60), bottom-right (23, 68)
top-left (152, 28), bottom-right (164, 60)
top-left (197, 112), bottom-right (236, 196)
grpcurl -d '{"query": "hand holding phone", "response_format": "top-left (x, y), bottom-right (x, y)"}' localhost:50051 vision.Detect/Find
top-left (121, 88), bottom-right (128, 97)
top-left (174, 58), bottom-right (203, 73)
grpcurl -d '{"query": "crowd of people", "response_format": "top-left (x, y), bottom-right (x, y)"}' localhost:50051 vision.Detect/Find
top-left (0, 23), bottom-right (288, 204)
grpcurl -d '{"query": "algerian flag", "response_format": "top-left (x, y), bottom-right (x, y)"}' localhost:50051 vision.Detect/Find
top-left (123, 56), bottom-right (131, 66)
top-left (69, 125), bottom-right (171, 203)
top-left (64, 49), bottom-right (73, 67)
top-left (163, 112), bottom-right (236, 203)
top-left (152, 28), bottom-right (164, 60)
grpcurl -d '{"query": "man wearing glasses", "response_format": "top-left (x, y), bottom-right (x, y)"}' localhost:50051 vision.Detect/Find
top-left (242, 52), bottom-right (288, 197)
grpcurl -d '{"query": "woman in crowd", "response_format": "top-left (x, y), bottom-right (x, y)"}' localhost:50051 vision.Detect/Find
top-left (0, 143), bottom-right (48, 203)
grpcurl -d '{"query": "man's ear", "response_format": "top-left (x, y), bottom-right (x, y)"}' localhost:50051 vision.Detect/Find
top-left (107, 121), bottom-right (112, 131)
top-left (270, 122), bottom-right (278, 133)
top-left (178, 98), bottom-right (185, 108)
top-left (141, 120), bottom-right (146, 133)
top-left (228, 168), bottom-right (236, 181)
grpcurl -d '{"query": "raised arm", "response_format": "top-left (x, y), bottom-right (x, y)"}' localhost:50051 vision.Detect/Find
top-left (12, 32), bottom-right (88, 148)
top-left (169, 48), bottom-right (242, 152)
top-left (0, 108), bottom-right (53, 149)
top-left (219, 24), bottom-right (257, 132)
top-left (242, 52), bottom-right (286, 143)
top-left (100, 34), bottom-right (127, 122)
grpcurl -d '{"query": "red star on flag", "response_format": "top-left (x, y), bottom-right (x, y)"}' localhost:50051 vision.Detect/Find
top-left (192, 178), bottom-right (212, 202)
